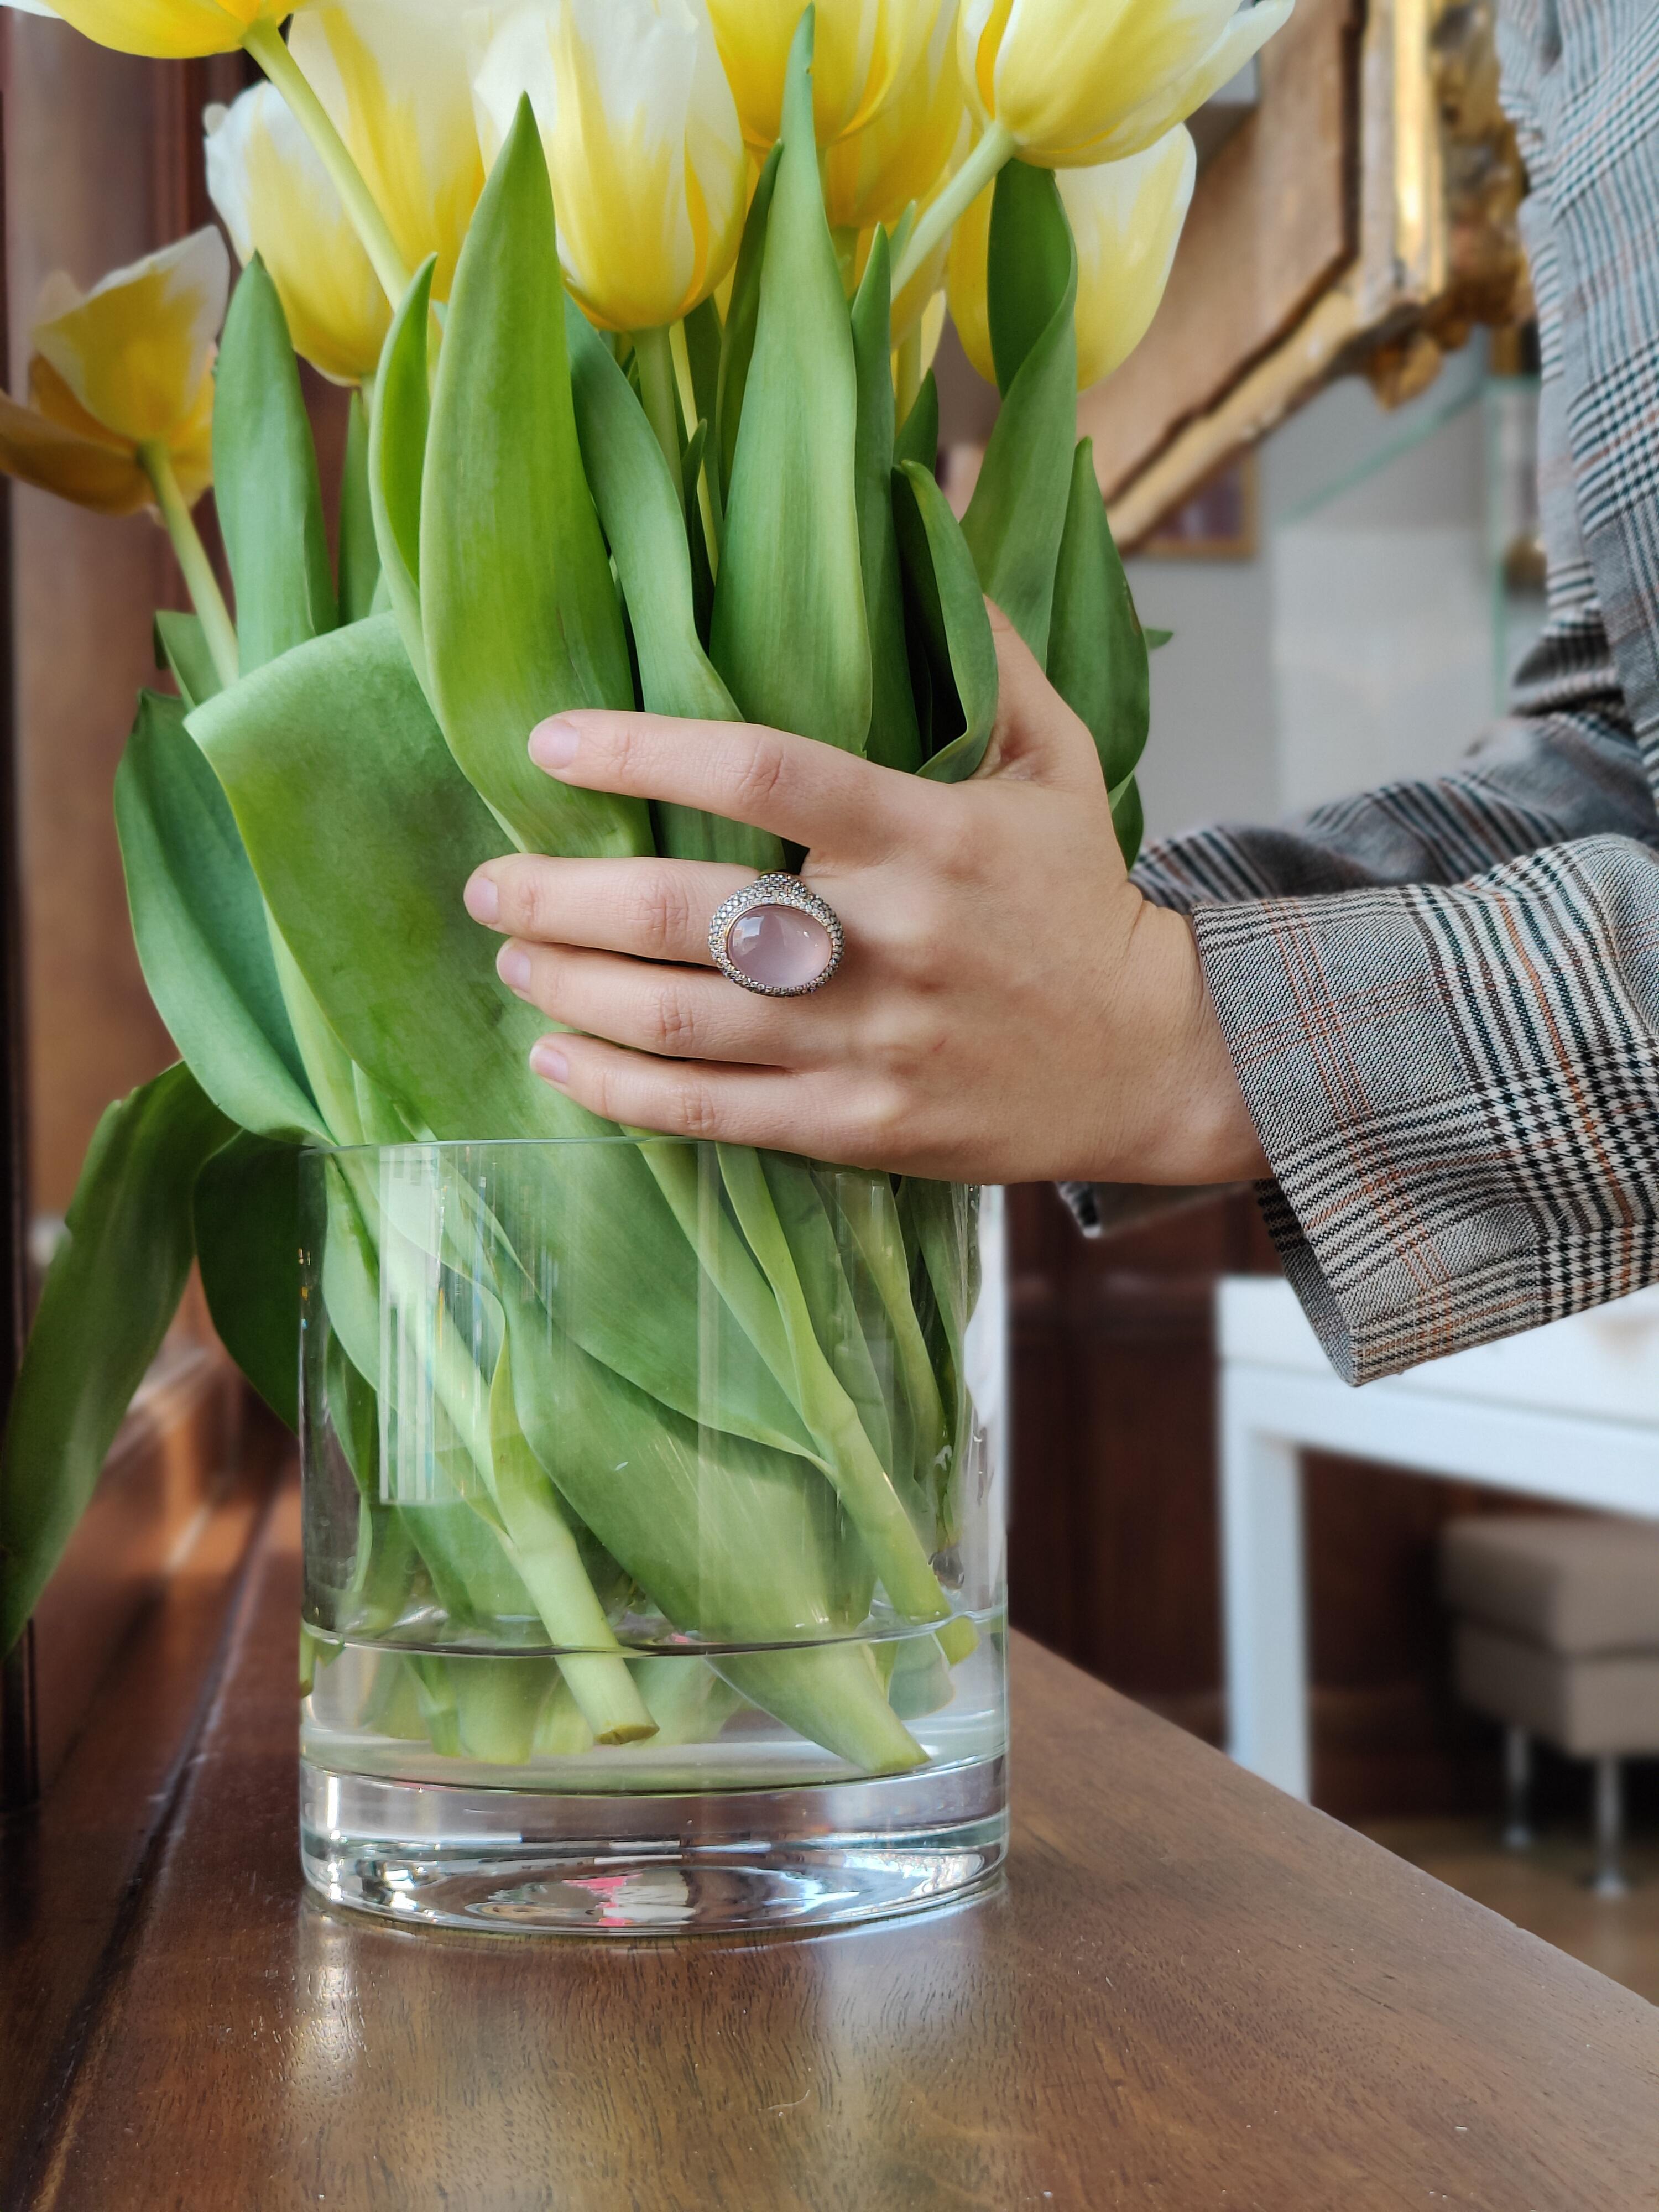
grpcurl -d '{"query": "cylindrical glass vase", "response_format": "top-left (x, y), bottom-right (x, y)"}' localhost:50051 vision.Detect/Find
top-left (298, 1138), bottom-right (1006, 1935)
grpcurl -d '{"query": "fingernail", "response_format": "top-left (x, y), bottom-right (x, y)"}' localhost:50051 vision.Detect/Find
top-left (497, 945), bottom-right (531, 993)
top-left (530, 1040), bottom-right (570, 1086)
top-left (463, 872), bottom-right (499, 924)
top-left (529, 718), bottom-right (581, 773)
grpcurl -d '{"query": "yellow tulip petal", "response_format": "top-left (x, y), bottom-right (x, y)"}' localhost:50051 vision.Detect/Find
top-left (32, 227), bottom-right (228, 445)
top-left (944, 177), bottom-right (994, 382)
top-left (166, 370), bottom-right (217, 506)
top-left (708, 0), bottom-right (941, 150)
top-left (43, 0), bottom-right (284, 59)
top-left (206, 84), bottom-right (388, 384)
top-left (474, 0), bottom-right (747, 335)
top-left (958, 0), bottom-right (1289, 169)
top-left (916, 288), bottom-right (946, 372)
top-left (290, 0), bottom-right (484, 302)
top-left (1080, 0), bottom-right (1293, 165)
top-left (946, 126), bottom-right (1194, 390)
top-left (0, 384), bottom-right (148, 512)
top-left (1064, 127), bottom-right (1195, 385)
top-left (825, 0), bottom-right (964, 231)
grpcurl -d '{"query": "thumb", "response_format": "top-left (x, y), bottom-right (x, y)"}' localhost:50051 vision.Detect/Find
top-left (980, 601), bottom-right (1107, 793)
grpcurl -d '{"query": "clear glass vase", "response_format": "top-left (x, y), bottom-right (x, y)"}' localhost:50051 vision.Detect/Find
top-left (298, 1138), bottom-right (1008, 1934)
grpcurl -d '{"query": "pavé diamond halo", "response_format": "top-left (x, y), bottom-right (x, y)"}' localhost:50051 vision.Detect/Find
top-left (707, 873), bottom-right (845, 997)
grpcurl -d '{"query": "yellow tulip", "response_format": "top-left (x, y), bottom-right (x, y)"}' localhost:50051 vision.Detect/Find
top-left (288, 0), bottom-right (485, 304)
top-left (0, 228), bottom-right (226, 514)
top-left (947, 126), bottom-right (1196, 389)
top-left (708, 0), bottom-right (941, 151)
top-left (894, 0), bottom-right (1287, 296)
top-left (0, 227), bottom-right (241, 681)
top-left (0, 0), bottom-right (291, 59)
top-left (961, 0), bottom-right (1292, 167)
top-left (2, 1), bottom-right (434, 309)
top-left (473, 0), bottom-right (748, 336)
top-left (206, 85), bottom-right (387, 384)
top-left (823, 0), bottom-right (963, 228)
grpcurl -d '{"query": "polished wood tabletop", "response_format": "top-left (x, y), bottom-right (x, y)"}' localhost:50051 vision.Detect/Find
top-left (6, 1476), bottom-right (1658, 2211)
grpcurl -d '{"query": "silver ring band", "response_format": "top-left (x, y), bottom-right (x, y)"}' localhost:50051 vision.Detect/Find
top-left (708, 873), bottom-right (845, 997)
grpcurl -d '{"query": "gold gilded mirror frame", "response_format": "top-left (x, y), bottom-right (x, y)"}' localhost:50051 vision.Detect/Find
top-left (1091, 0), bottom-right (1527, 548)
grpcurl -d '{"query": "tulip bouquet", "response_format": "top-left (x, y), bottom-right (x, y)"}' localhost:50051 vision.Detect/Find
top-left (0, 0), bottom-right (1288, 1774)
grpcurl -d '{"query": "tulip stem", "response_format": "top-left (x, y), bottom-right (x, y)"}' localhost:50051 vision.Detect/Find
top-left (670, 319), bottom-right (722, 571)
top-left (894, 328), bottom-right (923, 426)
top-left (245, 19), bottom-right (413, 311)
top-left (891, 121), bottom-right (1016, 301)
top-left (140, 443), bottom-right (239, 691)
top-left (632, 325), bottom-right (684, 491)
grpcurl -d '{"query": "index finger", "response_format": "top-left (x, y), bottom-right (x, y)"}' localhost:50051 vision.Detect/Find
top-left (527, 709), bottom-right (933, 859)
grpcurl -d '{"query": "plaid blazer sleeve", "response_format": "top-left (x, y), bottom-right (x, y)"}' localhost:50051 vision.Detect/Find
top-left (1061, 0), bottom-right (1659, 1385)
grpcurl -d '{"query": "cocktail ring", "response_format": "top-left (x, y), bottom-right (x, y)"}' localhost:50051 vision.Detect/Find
top-left (708, 873), bottom-right (845, 997)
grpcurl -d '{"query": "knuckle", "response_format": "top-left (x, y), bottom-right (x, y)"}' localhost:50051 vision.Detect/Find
top-left (603, 719), bottom-right (648, 791)
top-left (727, 733), bottom-right (789, 820)
top-left (883, 890), bottom-right (953, 982)
top-left (632, 872), bottom-right (696, 957)
top-left (503, 863), bottom-right (557, 938)
top-left (671, 1078), bottom-right (722, 1138)
top-left (924, 801), bottom-right (979, 880)
top-left (650, 978), bottom-right (701, 1053)
top-left (587, 1058), bottom-right (624, 1124)
top-left (854, 1078), bottom-right (912, 1150)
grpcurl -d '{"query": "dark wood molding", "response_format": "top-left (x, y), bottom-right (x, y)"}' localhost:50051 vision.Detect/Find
top-left (0, 30), bottom-right (36, 1814)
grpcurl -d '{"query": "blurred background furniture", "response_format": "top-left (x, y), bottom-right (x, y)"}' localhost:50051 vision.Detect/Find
top-left (1217, 1276), bottom-right (1659, 1802)
top-left (1441, 1514), bottom-right (1659, 1895)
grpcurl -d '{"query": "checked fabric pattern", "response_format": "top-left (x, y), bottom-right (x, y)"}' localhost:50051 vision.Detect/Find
top-left (1068, 0), bottom-right (1659, 1385)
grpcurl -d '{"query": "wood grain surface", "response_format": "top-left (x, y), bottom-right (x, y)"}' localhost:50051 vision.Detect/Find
top-left (7, 1479), bottom-right (1658, 2212)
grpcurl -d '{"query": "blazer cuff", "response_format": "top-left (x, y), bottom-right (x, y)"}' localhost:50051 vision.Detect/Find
top-left (1190, 856), bottom-right (1659, 1383)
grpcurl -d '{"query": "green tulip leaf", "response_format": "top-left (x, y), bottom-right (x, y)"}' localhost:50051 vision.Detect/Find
top-left (1048, 436), bottom-right (1149, 792)
top-left (715, 143), bottom-right (781, 503)
top-left (563, 299), bottom-right (781, 871)
top-left (114, 690), bottom-right (324, 1143)
top-left (988, 161), bottom-right (1074, 391)
top-left (851, 228), bottom-right (922, 773)
top-left (893, 368), bottom-right (939, 474)
top-left (213, 255), bottom-right (336, 672)
top-left (961, 161), bottom-right (1077, 664)
top-left (153, 611), bottom-right (221, 711)
top-left (711, 13), bottom-right (871, 755)
top-left (191, 614), bottom-right (816, 1465)
top-left (500, 1274), bottom-right (924, 1773)
top-left (1, 1064), bottom-right (231, 1650)
top-left (194, 1130), bottom-right (300, 1430)
top-left (1110, 773), bottom-right (1145, 868)
top-left (422, 98), bottom-right (646, 857)
top-left (893, 460), bottom-right (998, 781)
top-left (338, 387), bottom-right (381, 624)
top-left (368, 255), bottom-right (435, 697)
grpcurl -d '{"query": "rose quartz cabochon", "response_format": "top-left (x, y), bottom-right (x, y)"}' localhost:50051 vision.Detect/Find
top-left (726, 905), bottom-right (834, 990)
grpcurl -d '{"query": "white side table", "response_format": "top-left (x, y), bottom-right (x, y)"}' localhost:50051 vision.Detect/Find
top-left (1217, 1277), bottom-right (1659, 1799)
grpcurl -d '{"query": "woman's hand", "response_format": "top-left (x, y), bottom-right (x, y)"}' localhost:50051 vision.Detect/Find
top-left (462, 611), bottom-right (1267, 1187)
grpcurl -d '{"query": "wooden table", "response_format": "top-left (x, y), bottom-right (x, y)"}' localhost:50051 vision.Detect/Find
top-left (6, 1476), bottom-right (1658, 2211)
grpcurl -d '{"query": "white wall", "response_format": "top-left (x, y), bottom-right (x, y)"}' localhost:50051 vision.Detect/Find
top-left (1125, 339), bottom-right (1496, 847)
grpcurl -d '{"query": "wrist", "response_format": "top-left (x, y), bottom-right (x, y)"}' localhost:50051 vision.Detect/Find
top-left (1101, 902), bottom-right (1269, 1186)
